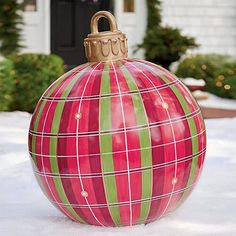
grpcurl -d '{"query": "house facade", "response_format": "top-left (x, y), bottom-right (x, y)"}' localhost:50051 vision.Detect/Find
top-left (21, 0), bottom-right (236, 67)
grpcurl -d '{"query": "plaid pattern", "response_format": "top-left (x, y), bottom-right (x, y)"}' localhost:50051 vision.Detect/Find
top-left (28, 59), bottom-right (206, 226)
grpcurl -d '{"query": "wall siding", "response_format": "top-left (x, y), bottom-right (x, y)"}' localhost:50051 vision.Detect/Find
top-left (161, 0), bottom-right (236, 55)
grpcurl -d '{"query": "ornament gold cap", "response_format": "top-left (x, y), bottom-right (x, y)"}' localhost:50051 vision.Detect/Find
top-left (84, 11), bottom-right (128, 62)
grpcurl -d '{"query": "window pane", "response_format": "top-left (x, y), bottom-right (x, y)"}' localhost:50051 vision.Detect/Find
top-left (124, 0), bottom-right (135, 12)
top-left (24, 0), bottom-right (37, 12)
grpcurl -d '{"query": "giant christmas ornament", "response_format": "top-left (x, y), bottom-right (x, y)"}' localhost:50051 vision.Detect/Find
top-left (28, 11), bottom-right (206, 226)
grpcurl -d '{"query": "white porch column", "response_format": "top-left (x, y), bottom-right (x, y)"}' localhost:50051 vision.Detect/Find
top-left (114, 0), bottom-right (147, 58)
top-left (21, 0), bottom-right (50, 54)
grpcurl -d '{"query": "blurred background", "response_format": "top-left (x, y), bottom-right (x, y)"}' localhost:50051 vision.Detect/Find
top-left (0, 1), bottom-right (236, 235)
top-left (1, 0), bottom-right (236, 117)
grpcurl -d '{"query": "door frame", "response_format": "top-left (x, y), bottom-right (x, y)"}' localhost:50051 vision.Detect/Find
top-left (44, 0), bottom-right (51, 54)
top-left (21, 0), bottom-right (50, 54)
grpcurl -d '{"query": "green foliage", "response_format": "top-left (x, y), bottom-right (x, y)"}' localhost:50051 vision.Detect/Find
top-left (0, 0), bottom-right (23, 56)
top-left (176, 54), bottom-right (236, 99)
top-left (138, 26), bottom-right (198, 69)
top-left (137, 0), bottom-right (198, 69)
top-left (147, 0), bottom-right (162, 29)
top-left (214, 63), bottom-right (236, 99)
top-left (0, 59), bottom-right (15, 111)
top-left (176, 54), bottom-right (228, 83)
top-left (9, 53), bottom-right (65, 112)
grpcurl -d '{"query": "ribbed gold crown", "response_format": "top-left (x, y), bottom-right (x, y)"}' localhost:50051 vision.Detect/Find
top-left (84, 11), bottom-right (128, 62)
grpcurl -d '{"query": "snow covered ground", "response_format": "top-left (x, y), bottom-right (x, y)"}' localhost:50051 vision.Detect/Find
top-left (196, 92), bottom-right (236, 110)
top-left (0, 112), bottom-right (236, 236)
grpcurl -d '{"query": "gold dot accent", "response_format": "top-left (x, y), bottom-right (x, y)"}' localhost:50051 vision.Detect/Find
top-left (172, 177), bottom-right (178, 185)
top-left (201, 64), bottom-right (207, 70)
top-left (81, 191), bottom-right (88, 197)
top-left (75, 112), bottom-right (82, 120)
top-left (218, 75), bottom-right (225, 81)
top-left (162, 102), bottom-right (168, 109)
top-left (216, 81), bottom-right (222, 87)
top-left (224, 84), bottom-right (231, 90)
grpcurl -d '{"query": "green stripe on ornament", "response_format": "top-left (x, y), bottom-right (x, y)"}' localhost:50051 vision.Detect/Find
top-left (165, 86), bottom-right (199, 208)
top-left (120, 63), bottom-right (153, 224)
top-left (141, 63), bottom-right (199, 204)
top-left (99, 64), bottom-right (121, 226)
top-left (49, 66), bottom-right (91, 224)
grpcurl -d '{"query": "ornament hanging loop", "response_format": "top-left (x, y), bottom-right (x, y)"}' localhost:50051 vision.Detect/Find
top-left (91, 11), bottom-right (118, 34)
top-left (84, 11), bottom-right (128, 62)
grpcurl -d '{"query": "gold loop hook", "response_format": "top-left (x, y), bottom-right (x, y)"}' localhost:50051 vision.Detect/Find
top-left (85, 11), bottom-right (128, 62)
top-left (91, 11), bottom-right (118, 34)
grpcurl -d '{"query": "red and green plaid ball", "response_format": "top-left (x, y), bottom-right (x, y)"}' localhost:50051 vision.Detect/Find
top-left (28, 59), bottom-right (206, 226)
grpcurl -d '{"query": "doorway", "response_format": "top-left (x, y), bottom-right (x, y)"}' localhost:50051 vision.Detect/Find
top-left (51, 0), bottom-right (113, 69)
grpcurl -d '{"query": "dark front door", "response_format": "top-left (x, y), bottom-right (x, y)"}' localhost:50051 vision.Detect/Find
top-left (51, 0), bottom-right (113, 69)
